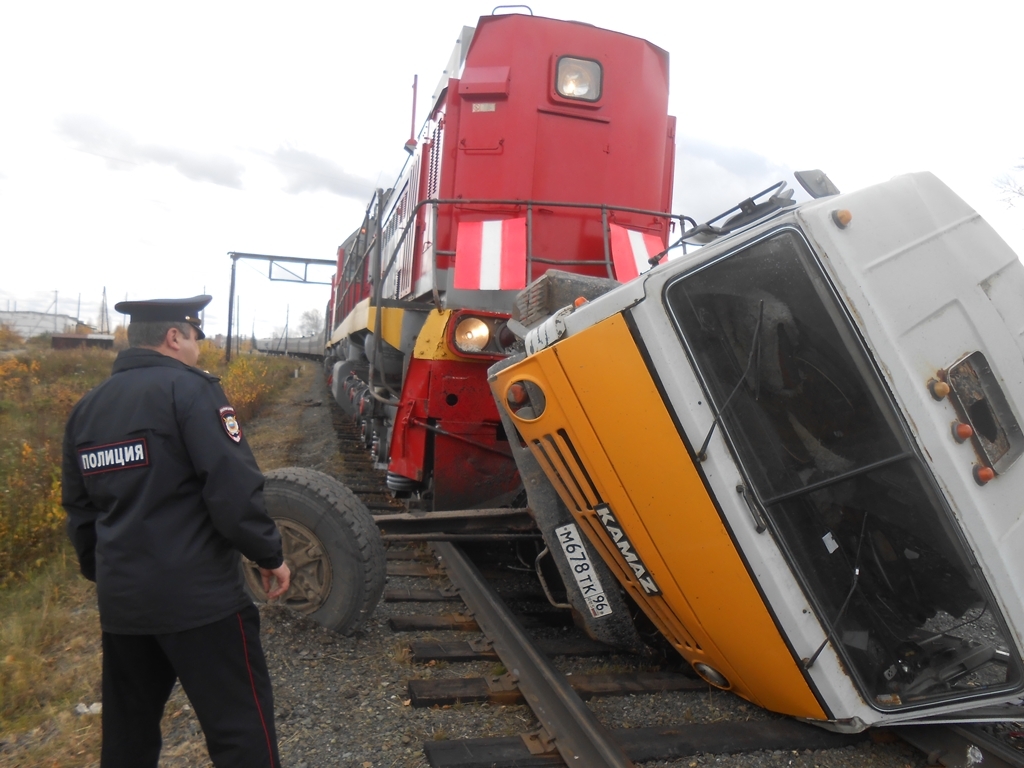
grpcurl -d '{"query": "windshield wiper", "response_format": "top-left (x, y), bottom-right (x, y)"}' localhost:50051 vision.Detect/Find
top-left (804, 512), bottom-right (869, 669)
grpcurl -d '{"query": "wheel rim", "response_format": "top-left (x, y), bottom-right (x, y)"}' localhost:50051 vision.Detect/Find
top-left (243, 518), bottom-right (333, 614)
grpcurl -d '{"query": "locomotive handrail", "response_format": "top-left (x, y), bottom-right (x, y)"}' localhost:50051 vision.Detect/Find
top-left (344, 196), bottom-right (697, 311)
top-left (370, 189), bottom-right (405, 405)
top-left (334, 191), bottom-right (386, 325)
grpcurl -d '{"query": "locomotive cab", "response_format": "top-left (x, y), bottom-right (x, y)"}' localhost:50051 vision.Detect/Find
top-left (489, 172), bottom-right (1024, 728)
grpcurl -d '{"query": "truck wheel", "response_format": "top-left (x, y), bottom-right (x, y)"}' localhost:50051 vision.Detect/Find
top-left (242, 467), bottom-right (386, 635)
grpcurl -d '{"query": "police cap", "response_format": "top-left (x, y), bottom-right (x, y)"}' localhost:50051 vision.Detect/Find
top-left (114, 295), bottom-right (211, 340)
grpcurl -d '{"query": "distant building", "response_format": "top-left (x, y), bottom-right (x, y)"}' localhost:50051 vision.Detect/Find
top-left (0, 310), bottom-right (79, 338)
top-left (51, 334), bottom-right (115, 350)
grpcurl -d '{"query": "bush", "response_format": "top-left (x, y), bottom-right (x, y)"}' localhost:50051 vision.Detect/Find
top-left (220, 355), bottom-right (295, 422)
top-left (25, 332), bottom-right (52, 351)
top-left (0, 324), bottom-right (23, 351)
top-left (197, 339), bottom-right (226, 374)
top-left (0, 350), bottom-right (114, 585)
top-left (0, 443), bottom-right (64, 580)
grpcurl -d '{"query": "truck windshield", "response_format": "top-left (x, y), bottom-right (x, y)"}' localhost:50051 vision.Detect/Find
top-left (665, 228), bottom-right (1021, 710)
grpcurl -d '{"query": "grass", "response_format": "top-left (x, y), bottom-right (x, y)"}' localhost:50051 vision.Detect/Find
top-left (0, 552), bottom-right (102, 765)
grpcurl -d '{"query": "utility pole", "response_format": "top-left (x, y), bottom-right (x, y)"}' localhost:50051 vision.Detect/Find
top-left (54, 291), bottom-right (58, 332)
top-left (284, 305), bottom-right (289, 355)
top-left (99, 288), bottom-right (111, 334)
top-left (226, 257), bottom-right (237, 362)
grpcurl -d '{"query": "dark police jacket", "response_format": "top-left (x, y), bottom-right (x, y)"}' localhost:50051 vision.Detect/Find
top-left (61, 348), bottom-right (283, 635)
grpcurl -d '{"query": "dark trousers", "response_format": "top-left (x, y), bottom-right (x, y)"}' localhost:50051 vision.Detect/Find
top-left (101, 604), bottom-right (280, 768)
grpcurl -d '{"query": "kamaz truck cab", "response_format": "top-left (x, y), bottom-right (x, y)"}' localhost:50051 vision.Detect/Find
top-left (489, 172), bottom-right (1024, 729)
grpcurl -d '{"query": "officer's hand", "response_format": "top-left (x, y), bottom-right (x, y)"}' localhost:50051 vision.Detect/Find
top-left (261, 563), bottom-right (291, 600)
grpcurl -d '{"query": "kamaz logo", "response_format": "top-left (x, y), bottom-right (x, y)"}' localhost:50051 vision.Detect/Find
top-left (595, 504), bottom-right (660, 595)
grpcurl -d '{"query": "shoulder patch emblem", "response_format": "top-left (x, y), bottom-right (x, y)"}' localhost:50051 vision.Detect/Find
top-left (78, 438), bottom-right (149, 476)
top-left (219, 406), bottom-right (242, 443)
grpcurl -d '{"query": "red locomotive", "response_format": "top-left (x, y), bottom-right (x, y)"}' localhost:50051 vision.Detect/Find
top-left (325, 11), bottom-right (678, 511)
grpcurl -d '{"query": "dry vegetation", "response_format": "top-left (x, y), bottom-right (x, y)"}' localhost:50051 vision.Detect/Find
top-left (0, 555), bottom-right (103, 765)
top-left (0, 348), bottom-right (114, 584)
top-left (0, 326), bottom-right (23, 352)
top-left (0, 342), bottom-right (300, 765)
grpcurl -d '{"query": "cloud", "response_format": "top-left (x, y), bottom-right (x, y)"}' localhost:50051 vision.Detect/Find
top-left (674, 137), bottom-right (803, 224)
top-left (57, 115), bottom-right (244, 189)
top-left (271, 147), bottom-right (376, 200)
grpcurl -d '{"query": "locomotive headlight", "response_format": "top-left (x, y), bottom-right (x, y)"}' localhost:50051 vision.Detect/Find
top-left (453, 317), bottom-right (491, 353)
top-left (556, 57), bottom-right (602, 102)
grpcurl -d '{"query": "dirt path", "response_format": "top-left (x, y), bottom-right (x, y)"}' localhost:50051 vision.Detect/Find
top-left (244, 362), bottom-right (343, 476)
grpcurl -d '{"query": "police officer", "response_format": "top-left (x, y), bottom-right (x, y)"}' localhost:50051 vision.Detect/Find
top-left (61, 295), bottom-right (289, 768)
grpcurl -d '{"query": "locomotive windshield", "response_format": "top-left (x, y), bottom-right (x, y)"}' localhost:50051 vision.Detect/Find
top-left (665, 228), bottom-right (1022, 710)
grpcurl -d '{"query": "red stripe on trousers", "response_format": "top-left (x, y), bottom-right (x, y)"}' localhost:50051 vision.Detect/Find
top-left (237, 613), bottom-right (276, 768)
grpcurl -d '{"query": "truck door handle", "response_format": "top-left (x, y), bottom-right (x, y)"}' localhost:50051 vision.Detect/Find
top-left (736, 483), bottom-right (767, 534)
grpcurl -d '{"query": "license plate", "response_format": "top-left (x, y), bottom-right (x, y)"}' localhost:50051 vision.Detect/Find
top-left (554, 523), bottom-right (612, 618)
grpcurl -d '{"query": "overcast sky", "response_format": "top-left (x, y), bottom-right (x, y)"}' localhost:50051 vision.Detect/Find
top-left (1, 1), bottom-right (1021, 338)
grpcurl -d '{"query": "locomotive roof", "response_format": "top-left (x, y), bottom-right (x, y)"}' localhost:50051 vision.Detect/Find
top-left (469, 12), bottom-right (669, 59)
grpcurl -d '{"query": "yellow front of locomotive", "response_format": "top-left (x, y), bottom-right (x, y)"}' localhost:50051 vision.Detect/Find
top-left (491, 173), bottom-right (1024, 729)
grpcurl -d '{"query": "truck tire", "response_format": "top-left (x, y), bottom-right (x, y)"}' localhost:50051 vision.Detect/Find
top-left (242, 467), bottom-right (386, 635)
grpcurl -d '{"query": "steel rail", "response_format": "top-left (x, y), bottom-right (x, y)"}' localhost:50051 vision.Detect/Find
top-left (432, 541), bottom-right (635, 767)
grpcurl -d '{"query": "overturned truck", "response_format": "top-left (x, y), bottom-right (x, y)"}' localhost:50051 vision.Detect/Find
top-left (487, 171), bottom-right (1024, 729)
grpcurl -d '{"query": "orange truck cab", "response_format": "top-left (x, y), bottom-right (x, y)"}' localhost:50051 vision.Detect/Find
top-left (490, 172), bottom-right (1024, 730)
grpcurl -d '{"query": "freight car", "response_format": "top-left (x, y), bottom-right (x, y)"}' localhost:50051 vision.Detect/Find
top-left (254, 335), bottom-right (324, 360)
top-left (488, 171), bottom-right (1024, 729)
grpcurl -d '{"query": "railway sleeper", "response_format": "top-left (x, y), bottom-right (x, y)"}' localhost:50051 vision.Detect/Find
top-left (408, 670), bottom-right (706, 707)
top-left (422, 720), bottom-right (866, 768)
top-left (386, 586), bottom-right (552, 603)
top-left (409, 637), bottom-right (614, 663)
top-left (384, 548), bottom-right (433, 561)
top-left (385, 587), bottom-right (461, 602)
top-left (385, 561), bottom-right (443, 577)
top-left (389, 609), bottom-right (573, 633)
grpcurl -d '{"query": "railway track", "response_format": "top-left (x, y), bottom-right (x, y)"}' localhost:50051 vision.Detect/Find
top-left (314, 373), bottom-right (1024, 768)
